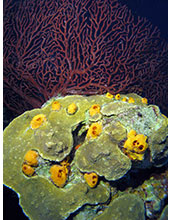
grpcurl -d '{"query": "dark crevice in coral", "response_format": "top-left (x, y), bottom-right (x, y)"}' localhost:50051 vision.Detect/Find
top-left (72, 122), bottom-right (87, 147)
top-left (109, 163), bottom-right (167, 191)
top-left (67, 202), bottom-right (110, 220)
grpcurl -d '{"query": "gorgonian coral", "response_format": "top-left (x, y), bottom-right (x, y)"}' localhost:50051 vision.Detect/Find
top-left (3, 0), bottom-right (167, 116)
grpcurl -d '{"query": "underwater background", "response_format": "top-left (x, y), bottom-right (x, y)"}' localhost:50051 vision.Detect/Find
top-left (3, 0), bottom-right (168, 219)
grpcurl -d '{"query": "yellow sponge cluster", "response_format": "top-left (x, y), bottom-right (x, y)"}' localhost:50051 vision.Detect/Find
top-left (50, 165), bottom-right (68, 188)
top-left (86, 122), bottom-right (102, 139)
top-left (123, 130), bottom-right (148, 160)
top-left (22, 150), bottom-right (39, 176)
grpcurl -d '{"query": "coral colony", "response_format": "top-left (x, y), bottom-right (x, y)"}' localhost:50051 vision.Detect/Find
top-left (4, 0), bottom-right (167, 116)
top-left (4, 93), bottom-right (168, 219)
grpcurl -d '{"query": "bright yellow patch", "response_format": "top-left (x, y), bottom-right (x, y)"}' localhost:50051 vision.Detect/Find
top-left (115, 94), bottom-right (121, 100)
top-left (87, 122), bottom-right (102, 139)
top-left (52, 101), bottom-right (61, 111)
top-left (106, 92), bottom-right (113, 99)
top-left (30, 114), bottom-right (46, 129)
top-left (22, 164), bottom-right (35, 176)
top-left (67, 103), bottom-right (78, 115)
top-left (60, 156), bottom-right (70, 174)
top-left (141, 98), bottom-right (148, 104)
top-left (123, 130), bottom-right (148, 161)
top-left (84, 172), bottom-right (98, 188)
top-left (128, 129), bottom-right (137, 138)
top-left (128, 97), bottom-right (135, 103)
top-left (24, 150), bottom-right (39, 166)
top-left (122, 97), bottom-right (127, 102)
top-left (89, 104), bottom-right (101, 116)
top-left (161, 114), bottom-right (167, 119)
top-left (50, 165), bottom-right (68, 188)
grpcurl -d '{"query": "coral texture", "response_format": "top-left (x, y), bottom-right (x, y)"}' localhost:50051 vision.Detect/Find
top-left (3, 94), bottom-right (168, 219)
top-left (3, 0), bottom-right (167, 115)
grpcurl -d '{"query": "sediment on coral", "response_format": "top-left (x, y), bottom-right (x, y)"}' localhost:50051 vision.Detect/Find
top-left (3, 94), bottom-right (168, 220)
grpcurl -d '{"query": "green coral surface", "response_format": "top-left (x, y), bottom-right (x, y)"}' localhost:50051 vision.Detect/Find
top-left (3, 94), bottom-right (168, 220)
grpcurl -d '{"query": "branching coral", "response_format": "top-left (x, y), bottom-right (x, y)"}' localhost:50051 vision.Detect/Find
top-left (3, 0), bottom-right (167, 116)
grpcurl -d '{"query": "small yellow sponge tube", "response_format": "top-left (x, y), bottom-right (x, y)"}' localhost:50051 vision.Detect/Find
top-left (123, 130), bottom-right (148, 160)
top-left (86, 122), bottom-right (102, 139)
top-left (22, 164), bottom-right (35, 177)
top-left (50, 165), bottom-right (68, 188)
top-left (67, 103), bottom-right (78, 115)
top-left (84, 172), bottom-right (98, 188)
top-left (89, 104), bottom-right (101, 116)
top-left (30, 114), bottom-right (46, 129)
top-left (52, 101), bottom-right (61, 111)
top-left (24, 150), bottom-right (39, 166)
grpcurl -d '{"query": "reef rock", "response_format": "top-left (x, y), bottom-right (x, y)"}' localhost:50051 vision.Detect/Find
top-left (94, 194), bottom-right (145, 220)
top-left (3, 93), bottom-right (168, 219)
top-left (74, 132), bottom-right (131, 181)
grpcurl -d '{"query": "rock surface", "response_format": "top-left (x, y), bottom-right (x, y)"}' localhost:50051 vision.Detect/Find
top-left (3, 94), bottom-right (168, 220)
top-left (94, 194), bottom-right (145, 220)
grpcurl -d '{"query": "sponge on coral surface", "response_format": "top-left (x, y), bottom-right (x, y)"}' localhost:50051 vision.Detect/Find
top-left (50, 165), bottom-right (68, 188)
top-left (84, 172), bottom-right (98, 188)
top-left (123, 130), bottom-right (148, 161)
top-left (86, 122), bottom-right (102, 139)
top-left (30, 114), bottom-right (46, 129)
top-left (89, 104), bottom-right (101, 116)
top-left (22, 164), bottom-right (35, 176)
top-left (24, 150), bottom-right (39, 166)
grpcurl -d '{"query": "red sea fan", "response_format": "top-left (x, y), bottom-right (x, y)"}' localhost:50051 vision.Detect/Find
top-left (3, 0), bottom-right (167, 115)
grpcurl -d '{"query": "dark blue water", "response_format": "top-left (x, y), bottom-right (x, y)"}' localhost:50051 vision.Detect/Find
top-left (121, 0), bottom-right (168, 41)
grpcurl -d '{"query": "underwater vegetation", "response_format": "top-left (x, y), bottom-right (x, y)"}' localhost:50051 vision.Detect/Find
top-left (3, 0), bottom-right (167, 116)
top-left (3, 93), bottom-right (168, 220)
